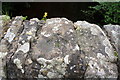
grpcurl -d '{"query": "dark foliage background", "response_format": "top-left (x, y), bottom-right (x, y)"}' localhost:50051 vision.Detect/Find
top-left (2, 2), bottom-right (120, 26)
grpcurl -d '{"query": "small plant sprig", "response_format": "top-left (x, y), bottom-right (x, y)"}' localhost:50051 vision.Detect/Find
top-left (22, 16), bottom-right (28, 20)
top-left (41, 12), bottom-right (48, 21)
top-left (114, 51), bottom-right (118, 57)
top-left (2, 15), bottom-right (10, 21)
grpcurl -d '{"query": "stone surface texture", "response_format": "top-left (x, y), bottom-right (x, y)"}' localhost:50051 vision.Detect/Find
top-left (0, 15), bottom-right (119, 79)
top-left (104, 24), bottom-right (120, 59)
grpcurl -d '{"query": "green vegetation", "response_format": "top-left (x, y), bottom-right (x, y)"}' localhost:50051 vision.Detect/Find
top-left (2, 3), bottom-right (31, 17)
top-left (2, 2), bottom-right (120, 25)
top-left (22, 16), bottom-right (28, 20)
top-left (41, 12), bottom-right (48, 21)
top-left (2, 3), bottom-right (13, 16)
top-left (114, 51), bottom-right (118, 57)
top-left (114, 51), bottom-right (119, 61)
top-left (90, 2), bottom-right (120, 24)
top-left (2, 15), bottom-right (10, 21)
top-left (82, 1), bottom-right (120, 25)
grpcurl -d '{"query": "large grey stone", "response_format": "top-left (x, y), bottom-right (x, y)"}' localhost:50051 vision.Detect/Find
top-left (32, 18), bottom-right (85, 78)
top-left (74, 21), bottom-right (118, 78)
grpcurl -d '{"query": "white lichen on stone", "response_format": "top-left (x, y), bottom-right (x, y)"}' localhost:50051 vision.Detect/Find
top-left (74, 21), bottom-right (92, 28)
top-left (13, 58), bottom-right (25, 73)
top-left (16, 42), bottom-right (30, 53)
top-left (37, 57), bottom-right (67, 78)
top-left (46, 65), bottom-right (53, 69)
top-left (0, 52), bottom-right (8, 59)
top-left (12, 21), bottom-right (17, 24)
top-left (47, 72), bottom-right (58, 78)
top-left (30, 21), bottom-right (35, 25)
top-left (61, 18), bottom-right (72, 23)
top-left (54, 18), bottom-right (61, 23)
top-left (89, 57), bottom-right (96, 61)
top-left (69, 29), bottom-right (74, 33)
top-left (102, 38), bottom-right (117, 61)
top-left (65, 21), bottom-right (68, 24)
top-left (32, 27), bottom-right (37, 31)
top-left (47, 21), bottom-right (54, 25)
top-left (105, 47), bottom-right (116, 61)
top-left (15, 16), bottom-right (22, 20)
top-left (90, 27), bottom-right (99, 35)
top-left (103, 38), bottom-right (110, 47)
top-left (41, 31), bottom-right (51, 37)
top-left (88, 60), bottom-right (94, 69)
top-left (41, 31), bottom-right (46, 35)
top-left (88, 58), bottom-right (99, 70)
top-left (73, 44), bottom-right (79, 51)
top-left (21, 69), bottom-right (24, 73)
top-left (105, 47), bottom-right (111, 55)
top-left (37, 58), bottom-right (52, 68)
top-left (52, 26), bottom-right (59, 31)
top-left (13, 58), bottom-right (22, 69)
top-left (26, 58), bottom-right (33, 64)
top-left (4, 28), bottom-right (16, 43)
top-left (70, 65), bottom-right (76, 70)
top-left (44, 34), bottom-right (51, 37)
top-left (30, 18), bottom-right (40, 22)
top-left (22, 40), bottom-right (25, 43)
top-left (56, 65), bottom-right (66, 75)
top-left (71, 38), bottom-right (74, 40)
top-left (111, 30), bottom-right (117, 34)
top-left (97, 53), bottom-right (106, 60)
top-left (97, 68), bottom-right (105, 76)
top-left (27, 36), bottom-right (32, 40)
top-left (64, 55), bottom-right (69, 64)
top-left (95, 24), bottom-right (106, 36)
top-left (38, 74), bottom-right (46, 78)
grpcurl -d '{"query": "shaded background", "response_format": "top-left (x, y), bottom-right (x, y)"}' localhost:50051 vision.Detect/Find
top-left (2, 2), bottom-right (104, 25)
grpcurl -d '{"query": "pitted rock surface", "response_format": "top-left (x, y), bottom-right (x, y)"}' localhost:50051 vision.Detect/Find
top-left (104, 24), bottom-right (120, 79)
top-left (104, 24), bottom-right (120, 59)
top-left (74, 21), bottom-right (117, 78)
top-left (0, 15), bottom-right (118, 79)
top-left (0, 15), bottom-right (11, 40)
